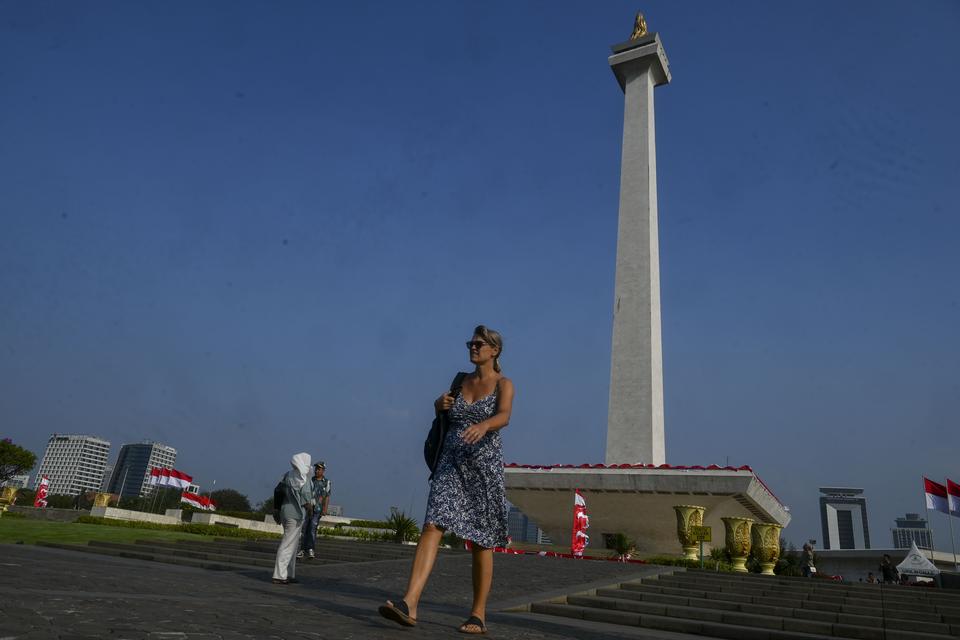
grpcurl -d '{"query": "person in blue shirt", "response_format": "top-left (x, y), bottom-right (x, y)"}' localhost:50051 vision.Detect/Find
top-left (298, 461), bottom-right (332, 559)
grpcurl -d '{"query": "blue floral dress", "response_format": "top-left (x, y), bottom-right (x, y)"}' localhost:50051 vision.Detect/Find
top-left (424, 386), bottom-right (509, 548)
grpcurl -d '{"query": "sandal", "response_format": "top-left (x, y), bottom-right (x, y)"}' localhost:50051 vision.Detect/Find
top-left (378, 598), bottom-right (417, 627)
top-left (459, 615), bottom-right (487, 634)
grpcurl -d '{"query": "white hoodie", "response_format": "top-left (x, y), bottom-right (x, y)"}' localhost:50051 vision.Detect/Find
top-left (288, 452), bottom-right (311, 489)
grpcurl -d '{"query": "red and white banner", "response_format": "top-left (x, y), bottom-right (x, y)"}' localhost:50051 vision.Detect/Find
top-left (924, 477), bottom-right (949, 514)
top-left (571, 489), bottom-right (589, 557)
top-left (947, 479), bottom-right (960, 517)
top-left (149, 467), bottom-right (193, 489)
top-left (34, 476), bottom-right (49, 508)
top-left (180, 492), bottom-right (216, 511)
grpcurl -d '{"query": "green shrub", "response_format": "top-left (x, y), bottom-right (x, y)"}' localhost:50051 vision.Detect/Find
top-left (386, 507), bottom-right (420, 543)
top-left (75, 515), bottom-right (280, 540)
top-left (345, 519), bottom-right (390, 529)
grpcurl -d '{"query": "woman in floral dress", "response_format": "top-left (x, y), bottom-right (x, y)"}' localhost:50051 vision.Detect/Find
top-left (380, 325), bottom-right (514, 635)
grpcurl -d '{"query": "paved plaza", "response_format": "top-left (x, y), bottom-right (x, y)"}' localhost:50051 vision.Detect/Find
top-left (0, 544), bottom-right (686, 640)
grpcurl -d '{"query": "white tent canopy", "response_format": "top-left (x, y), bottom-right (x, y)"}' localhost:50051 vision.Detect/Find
top-left (896, 540), bottom-right (940, 577)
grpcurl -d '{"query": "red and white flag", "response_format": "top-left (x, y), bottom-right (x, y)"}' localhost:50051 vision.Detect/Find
top-left (180, 492), bottom-right (214, 510)
top-left (924, 477), bottom-right (949, 514)
top-left (947, 479), bottom-right (960, 517)
top-left (34, 476), bottom-right (49, 508)
top-left (571, 489), bottom-right (589, 557)
top-left (150, 467), bottom-right (193, 489)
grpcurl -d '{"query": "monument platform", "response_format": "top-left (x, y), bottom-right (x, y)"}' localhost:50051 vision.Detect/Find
top-left (505, 463), bottom-right (791, 555)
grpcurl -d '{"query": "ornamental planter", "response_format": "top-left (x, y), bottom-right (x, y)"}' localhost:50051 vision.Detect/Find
top-left (673, 504), bottom-right (706, 560)
top-left (752, 523), bottom-right (783, 575)
top-left (721, 516), bottom-right (754, 573)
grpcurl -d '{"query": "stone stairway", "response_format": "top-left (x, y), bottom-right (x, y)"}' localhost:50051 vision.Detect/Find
top-left (39, 535), bottom-right (444, 571)
top-left (527, 568), bottom-right (960, 640)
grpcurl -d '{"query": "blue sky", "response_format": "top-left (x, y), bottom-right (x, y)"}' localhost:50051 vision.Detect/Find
top-left (2, 1), bottom-right (958, 550)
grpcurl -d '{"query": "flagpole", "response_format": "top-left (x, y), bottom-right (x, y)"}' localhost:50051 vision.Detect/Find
top-left (118, 467), bottom-right (129, 506)
top-left (945, 478), bottom-right (959, 571)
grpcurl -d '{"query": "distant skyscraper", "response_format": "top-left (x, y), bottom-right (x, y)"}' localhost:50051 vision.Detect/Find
top-left (507, 505), bottom-right (551, 545)
top-left (34, 434), bottom-right (111, 496)
top-left (107, 441), bottom-right (177, 498)
top-left (819, 487), bottom-right (871, 550)
top-left (892, 512), bottom-right (933, 550)
top-left (99, 464), bottom-right (114, 491)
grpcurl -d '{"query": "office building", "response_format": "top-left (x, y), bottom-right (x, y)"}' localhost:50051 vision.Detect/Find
top-left (819, 487), bottom-right (871, 550)
top-left (107, 441), bottom-right (177, 498)
top-left (33, 434), bottom-right (111, 496)
top-left (892, 512), bottom-right (934, 550)
top-left (507, 505), bottom-right (552, 545)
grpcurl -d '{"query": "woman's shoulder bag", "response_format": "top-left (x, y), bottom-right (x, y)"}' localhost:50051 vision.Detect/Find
top-left (424, 371), bottom-right (468, 477)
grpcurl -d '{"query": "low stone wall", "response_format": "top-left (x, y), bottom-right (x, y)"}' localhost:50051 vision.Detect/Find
top-left (192, 512), bottom-right (282, 535)
top-left (89, 506), bottom-right (181, 526)
top-left (7, 506), bottom-right (85, 522)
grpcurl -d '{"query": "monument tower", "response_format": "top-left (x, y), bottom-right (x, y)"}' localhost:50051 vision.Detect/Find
top-left (504, 15), bottom-right (790, 556)
top-left (606, 27), bottom-right (671, 466)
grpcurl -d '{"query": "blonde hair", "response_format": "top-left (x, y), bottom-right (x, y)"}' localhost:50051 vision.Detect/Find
top-left (473, 325), bottom-right (503, 373)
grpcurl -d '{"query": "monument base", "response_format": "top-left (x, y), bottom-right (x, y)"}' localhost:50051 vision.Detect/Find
top-left (505, 463), bottom-right (790, 556)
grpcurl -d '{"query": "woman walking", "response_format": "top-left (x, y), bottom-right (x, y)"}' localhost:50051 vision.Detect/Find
top-left (379, 325), bottom-right (514, 634)
top-left (272, 452), bottom-right (312, 584)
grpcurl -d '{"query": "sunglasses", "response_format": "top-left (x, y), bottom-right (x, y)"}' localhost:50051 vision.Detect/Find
top-left (465, 340), bottom-right (488, 350)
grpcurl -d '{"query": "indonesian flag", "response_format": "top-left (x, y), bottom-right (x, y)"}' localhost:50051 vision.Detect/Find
top-left (180, 492), bottom-right (216, 511)
top-left (150, 467), bottom-right (193, 489)
top-left (948, 479), bottom-right (960, 517)
top-left (34, 476), bottom-right (49, 508)
top-left (571, 489), bottom-right (589, 557)
top-left (924, 477), bottom-right (949, 514)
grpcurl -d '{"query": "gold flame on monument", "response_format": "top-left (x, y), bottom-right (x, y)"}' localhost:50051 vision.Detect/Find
top-left (630, 11), bottom-right (648, 40)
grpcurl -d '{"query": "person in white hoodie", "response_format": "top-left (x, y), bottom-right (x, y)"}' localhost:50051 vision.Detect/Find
top-left (272, 452), bottom-right (313, 584)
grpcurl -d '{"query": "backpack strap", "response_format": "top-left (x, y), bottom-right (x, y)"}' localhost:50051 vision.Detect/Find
top-left (450, 371), bottom-right (468, 394)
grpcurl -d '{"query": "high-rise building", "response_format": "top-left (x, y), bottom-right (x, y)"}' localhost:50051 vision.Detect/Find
top-left (892, 512), bottom-right (934, 550)
top-left (107, 441), bottom-right (177, 498)
top-left (507, 505), bottom-right (552, 545)
top-left (819, 487), bottom-right (871, 550)
top-left (33, 434), bottom-right (111, 496)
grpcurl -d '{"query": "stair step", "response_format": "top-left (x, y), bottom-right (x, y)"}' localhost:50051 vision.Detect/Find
top-left (38, 542), bottom-right (260, 572)
top-left (531, 598), bottom-right (958, 640)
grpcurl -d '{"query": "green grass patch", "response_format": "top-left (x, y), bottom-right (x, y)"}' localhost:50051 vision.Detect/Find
top-left (0, 516), bottom-right (281, 546)
top-left (75, 516), bottom-right (280, 540)
top-left (0, 518), bottom-right (214, 546)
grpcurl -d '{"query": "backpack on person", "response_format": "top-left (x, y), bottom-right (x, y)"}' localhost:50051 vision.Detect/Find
top-left (272, 480), bottom-right (286, 525)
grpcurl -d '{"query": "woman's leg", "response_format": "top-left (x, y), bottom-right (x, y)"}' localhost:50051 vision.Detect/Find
top-left (395, 523), bottom-right (444, 619)
top-left (466, 545), bottom-right (493, 627)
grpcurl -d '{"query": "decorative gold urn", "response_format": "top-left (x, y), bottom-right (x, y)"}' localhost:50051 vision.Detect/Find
top-left (721, 516), bottom-right (754, 572)
top-left (93, 492), bottom-right (113, 508)
top-left (0, 486), bottom-right (17, 515)
top-left (751, 523), bottom-right (783, 575)
top-left (673, 505), bottom-right (706, 560)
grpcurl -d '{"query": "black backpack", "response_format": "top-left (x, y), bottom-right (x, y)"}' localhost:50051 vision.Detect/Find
top-left (272, 480), bottom-right (286, 524)
top-left (424, 371), bottom-right (468, 477)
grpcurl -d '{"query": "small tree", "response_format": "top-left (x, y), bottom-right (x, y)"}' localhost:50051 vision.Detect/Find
top-left (256, 496), bottom-right (275, 514)
top-left (0, 439), bottom-right (37, 485)
top-left (209, 488), bottom-right (251, 512)
top-left (386, 507), bottom-right (420, 543)
top-left (609, 533), bottom-right (636, 560)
